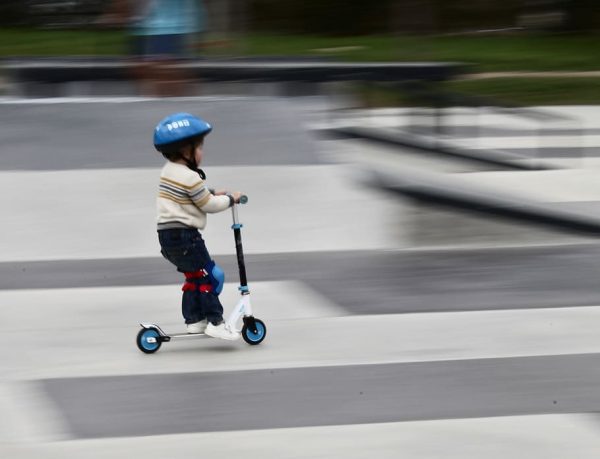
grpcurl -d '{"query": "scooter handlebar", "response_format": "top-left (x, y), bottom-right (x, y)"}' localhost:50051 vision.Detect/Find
top-left (238, 195), bottom-right (248, 204)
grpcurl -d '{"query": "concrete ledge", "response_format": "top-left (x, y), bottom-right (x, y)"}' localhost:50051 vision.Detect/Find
top-left (323, 125), bottom-right (557, 171)
top-left (1, 58), bottom-right (467, 84)
top-left (364, 165), bottom-right (600, 237)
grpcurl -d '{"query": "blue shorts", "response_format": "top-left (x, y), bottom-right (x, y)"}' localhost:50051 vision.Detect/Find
top-left (132, 34), bottom-right (186, 60)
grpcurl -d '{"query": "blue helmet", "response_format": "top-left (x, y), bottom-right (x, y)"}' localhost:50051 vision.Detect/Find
top-left (153, 112), bottom-right (212, 153)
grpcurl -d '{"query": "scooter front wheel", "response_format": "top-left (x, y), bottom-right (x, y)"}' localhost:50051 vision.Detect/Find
top-left (241, 318), bottom-right (267, 345)
top-left (136, 327), bottom-right (162, 354)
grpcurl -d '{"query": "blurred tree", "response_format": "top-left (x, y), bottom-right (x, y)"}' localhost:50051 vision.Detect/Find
top-left (246, 0), bottom-right (598, 35)
top-left (390, 0), bottom-right (437, 34)
top-left (563, 0), bottom-right (600, 31)
top-left (249, 0), bottom-right (393, 35)
top-left (248, 0), bottom-right (524, 35)
top-left (436, 0), bottom-right (522, 32)
top-left (24, 0), bottom-right (105, 28)
top-left (0, 1), bottom-right (27, 26)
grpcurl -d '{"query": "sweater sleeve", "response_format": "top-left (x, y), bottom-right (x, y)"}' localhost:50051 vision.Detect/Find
top-left (199, 194), bottom-right (231, 213)
top-left (189, 180), bottom-right (231, 213)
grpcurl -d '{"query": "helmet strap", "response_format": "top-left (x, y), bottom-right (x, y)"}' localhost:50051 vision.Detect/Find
top-left (182, 147), bottom-right (206, 179)
top-left (182, 141), bottom-right (199, 172)
top-left (184, 156), bottom-right (198, 171)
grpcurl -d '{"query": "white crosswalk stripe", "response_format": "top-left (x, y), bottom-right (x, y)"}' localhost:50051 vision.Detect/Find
top-left (0, 165), bottom-right (400, 262)
top-left (4, 284), bottom-right (600, 379)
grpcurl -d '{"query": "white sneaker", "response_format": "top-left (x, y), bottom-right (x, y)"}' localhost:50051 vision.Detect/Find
top-left (205, 322), bottom-right (240, 341)
top-left (186, 319), bottom-right (208, 334)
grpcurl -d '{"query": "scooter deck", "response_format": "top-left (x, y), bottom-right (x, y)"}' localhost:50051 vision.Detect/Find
top-left (140, 323), bottom-right (240, 342)
top-left (140, 323), bottom-right (210, 342)
top-left (168, 332), bottom-right (209, 339)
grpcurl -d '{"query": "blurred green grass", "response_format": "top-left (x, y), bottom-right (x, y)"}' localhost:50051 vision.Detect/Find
top-left (446, 77), bottom-right (600, 105)
top-left (241, 34), bottom-right (600, 72)
top-left (0, 28), bottom-right (126, 56)
top-left (2, 29), bottom-right (600, 104)
top-left (358, 78), bottom-right (600, 107)
top-left (2, 29), bottom-right (600, 72)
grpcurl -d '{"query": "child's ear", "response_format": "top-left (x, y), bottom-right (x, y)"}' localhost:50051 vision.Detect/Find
top-left (181, 145), bottom-right (193, 159)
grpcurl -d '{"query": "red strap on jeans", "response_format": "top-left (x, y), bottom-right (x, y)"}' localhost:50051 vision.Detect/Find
top-left (184, 269), bottom-right (208, 280)
top-left (182, 270), bottom-right (212, 293)
top-left (182, 281), bottom-right (195, 292)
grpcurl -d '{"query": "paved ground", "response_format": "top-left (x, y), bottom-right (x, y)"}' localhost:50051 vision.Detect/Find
top-left (2, 96), bottom-right (600, 458)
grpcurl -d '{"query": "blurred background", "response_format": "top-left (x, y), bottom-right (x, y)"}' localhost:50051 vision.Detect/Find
top-left (3, 2), bottom-right (600, 459)
top-left (0, 0), bottom-right (599, 101)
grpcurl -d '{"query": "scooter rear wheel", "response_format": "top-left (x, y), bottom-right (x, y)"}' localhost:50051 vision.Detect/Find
top-left (241, 318), bottom-right (267, 345)
top-left (136, 327), bottom-right (162, 354)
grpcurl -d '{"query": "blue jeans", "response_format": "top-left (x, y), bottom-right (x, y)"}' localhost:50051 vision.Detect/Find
top-left (158, 228), bottom-right (224, 324)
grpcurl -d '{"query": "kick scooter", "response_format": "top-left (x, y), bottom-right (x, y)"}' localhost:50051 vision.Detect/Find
top-left (136, 195), bottom-right (267, 353)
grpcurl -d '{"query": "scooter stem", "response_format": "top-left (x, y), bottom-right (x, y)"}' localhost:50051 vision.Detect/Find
top-left (231, 199), bottom-right (249, 292)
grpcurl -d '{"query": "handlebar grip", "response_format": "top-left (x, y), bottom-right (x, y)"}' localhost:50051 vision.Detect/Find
top-left (239, 195), bottom-right (248, 204)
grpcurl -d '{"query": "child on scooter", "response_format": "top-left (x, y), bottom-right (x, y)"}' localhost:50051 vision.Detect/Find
top-left (154, 112), bottom-right (243, 340)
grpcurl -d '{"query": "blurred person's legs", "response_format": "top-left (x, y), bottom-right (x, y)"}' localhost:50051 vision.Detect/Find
top-left (130, 33), bottom-right (196, 97)
top-left (124, 0), bottom-right (206, 96)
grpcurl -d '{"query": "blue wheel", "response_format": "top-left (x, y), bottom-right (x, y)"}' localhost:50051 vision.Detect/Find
top-left (136, 327), bottom-right (162, 354)
top-left (242, 318), bottom-right (266, 345)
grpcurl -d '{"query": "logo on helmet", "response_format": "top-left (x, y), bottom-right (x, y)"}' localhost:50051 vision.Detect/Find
top-left (166, 119), bottom-right (191, 131)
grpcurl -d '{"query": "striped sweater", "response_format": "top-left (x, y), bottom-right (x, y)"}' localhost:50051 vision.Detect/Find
top-left (157, 161), bottom-right (231, 230)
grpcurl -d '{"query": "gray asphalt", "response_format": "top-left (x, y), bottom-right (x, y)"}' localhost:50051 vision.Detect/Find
top-left (3, 245), bottom-right (600, 314)
top-left (41, 353), bottom-right (600, 439)
top-left (0, 98), bottom-right (321, 170)
top-left (0, 100), bottom-right (592, 172)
